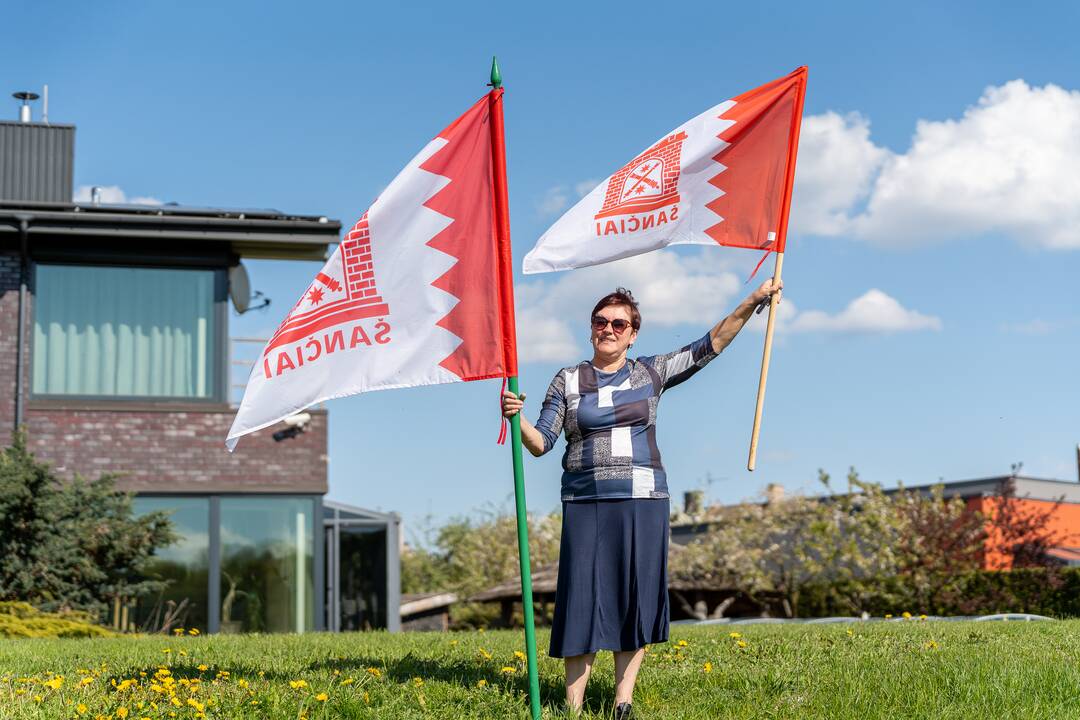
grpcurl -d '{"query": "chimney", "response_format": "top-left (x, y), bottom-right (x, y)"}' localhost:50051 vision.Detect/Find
top-left (765, 483), bottom-right (785, 505)
top-left (683, 490), bottom-right (704, 516)
top-left (13, 91), bottom-right (38, 123)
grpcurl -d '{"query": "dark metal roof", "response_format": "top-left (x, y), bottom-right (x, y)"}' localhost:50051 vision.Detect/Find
top-left (0, 200), bottom-right (341, 262)
top-left (889, 475), bottom-right (1080, 504)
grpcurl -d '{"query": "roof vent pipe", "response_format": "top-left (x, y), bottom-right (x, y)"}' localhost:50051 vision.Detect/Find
top-left (1076, 444), bottom-right (1079, 483)
top-left (90, 186), bottom-right (102, 205)
top-left (13, 91), bottom-right (39, 123)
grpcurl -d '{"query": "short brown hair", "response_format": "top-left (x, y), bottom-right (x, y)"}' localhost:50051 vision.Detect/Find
top-left (591, 287), bottom-right (641, 331)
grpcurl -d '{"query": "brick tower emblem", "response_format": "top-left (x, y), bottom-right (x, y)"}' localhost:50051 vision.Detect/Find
top-left (595, 131), bottom-right (688, 219)
top-left (264, 213), bottom-right (390, 354)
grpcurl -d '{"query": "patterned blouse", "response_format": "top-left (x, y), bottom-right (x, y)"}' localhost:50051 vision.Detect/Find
top-left (534, 332), bottom-right (718, 501)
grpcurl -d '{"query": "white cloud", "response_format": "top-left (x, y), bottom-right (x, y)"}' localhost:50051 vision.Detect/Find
top-left (791, 112), bottom-right (887, 236)
top-left (535, 178), bottom-right (601, 218)
top-left (787, 289), bottom-right (942, 334)
top-left (74, 184), bottom-right (163, 206)
top-left (535, 185), bottom-right (570, 217)
top-left (516, 248), bottom-right (745, 364)
top-left (516, 251), bottom-right (940, 363)
top-left (793, 80), bottom-right (1080, 249)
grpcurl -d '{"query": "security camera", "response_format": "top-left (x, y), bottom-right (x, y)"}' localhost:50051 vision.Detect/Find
top-left (282, 412), bottom-right (311, 429)
top-left (273, 412), bottom-right (312, 442)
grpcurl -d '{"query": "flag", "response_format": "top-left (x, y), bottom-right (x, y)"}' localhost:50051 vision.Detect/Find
top-left (227, 91), bottom-right (516, 450)
top-left (522, 67), bottom-right (807, 274)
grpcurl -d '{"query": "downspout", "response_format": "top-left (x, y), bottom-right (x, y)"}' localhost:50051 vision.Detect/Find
top-left (14, 216), bottom-right (30, 431)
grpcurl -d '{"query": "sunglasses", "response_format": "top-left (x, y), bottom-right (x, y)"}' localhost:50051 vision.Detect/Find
top-left (591, 316), bottom-right (632, 334)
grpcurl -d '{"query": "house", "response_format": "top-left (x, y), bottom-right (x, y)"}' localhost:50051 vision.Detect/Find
top-left (0, 94), bottom-right (400, 633)
top-left (671, 469), bottom-right (1080, 570)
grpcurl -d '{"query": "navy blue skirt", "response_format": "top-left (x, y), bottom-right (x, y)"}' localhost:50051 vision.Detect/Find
top-left (549, 498), bottom-right (670, 658)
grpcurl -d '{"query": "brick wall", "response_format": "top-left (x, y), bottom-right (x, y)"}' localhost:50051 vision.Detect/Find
top-left (24, 406), bottom-right (327, 494)
top-left (0, 251), bottom-right (328, 495)
top-left (0, 251), bottom-right (26, 425)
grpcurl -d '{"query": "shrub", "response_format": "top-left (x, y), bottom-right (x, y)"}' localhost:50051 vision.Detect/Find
top-left (0, 430), bottom-right (176, 620)
top-left (0, 601), bottom-right (112, 638)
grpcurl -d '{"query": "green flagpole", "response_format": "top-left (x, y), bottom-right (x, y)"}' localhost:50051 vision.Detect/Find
top-left (488, 56), bottom-right (542, 720)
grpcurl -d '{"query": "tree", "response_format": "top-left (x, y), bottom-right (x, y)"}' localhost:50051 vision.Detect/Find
top-left (401, 506), bottom-right (563, 627)
top-left (0, 430), bottom-right (175, 620)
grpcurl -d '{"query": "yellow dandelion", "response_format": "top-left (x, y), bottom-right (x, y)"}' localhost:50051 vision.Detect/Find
top-left (478, 648), bottom-right (493, 661)
top-left (188, 628), bottom-right (200, 636)
top-left (339, 678), bottom-right (354, 686)
top-left (885, 614), bottom-right (893, 619)
top-left (237, 679), bottom-right (249, 689)
top-left (170, 697), bottom-right (182, 707)
top-left (677, 639), bottom-right (689, 647)
top-left (15, 689), bottom-right (25, 696)
top-left (173, 628), bottom-right (184, 636)
top-left (362, 691), bottom-right (370, 704)
top-left (736, 640), bottom-right (748, 649)
top-left (44, 677), bottom-right (64, 690)
top-left (79, 676), bottom-right (94, 686)
top-left (117, 708), bottom-right (129, 719)
top-left (185, 699), bottom-right (205, 712)
top-left (162, 648), bottom-right (172, 654)
top-left (919, 614), bottom-right (928, 621)
top-left (449, 639), bottom-right (458, 646)
top-left (196, 665), bottom-right (208, 672)
top-left (413, 677), bottom-right (424, 687)
top-left (477, 679), bottom-right (488, 688)
top-left (76, 704), bottom-right (88, 715)
top-left (315, 693), bottom-right (328, 702)
top-left (902, 611), bottom-right (912, 619)
top-left (514, 650), bottom-right (526, 661)
top-left (729, 632), bottom-right (742, 639)
top-left (33, 695), bottom-right (43, 703)
top-left (703, 662), bottom-right (713, 673)
top-left (289, 680), bottom-right (308, 689)
top-left (365, 667), bottom-right (381, 678)
top-left (500, 666), bottom-right (516, 674)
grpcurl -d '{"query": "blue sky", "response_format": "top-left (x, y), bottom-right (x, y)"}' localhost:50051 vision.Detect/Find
top-left (5, 0), bottom-right (1079, 537)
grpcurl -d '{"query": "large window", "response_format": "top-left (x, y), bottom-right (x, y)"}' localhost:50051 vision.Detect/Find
top-left (132, 497), bottom-right (210, 633)
top-left (220, 497), bottom-right (315, 634)
top-left (32, 264), bottom-right (219, 399)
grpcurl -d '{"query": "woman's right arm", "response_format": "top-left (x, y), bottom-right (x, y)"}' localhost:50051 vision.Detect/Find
top-left (502, 370), bottom-right (566, 458)
top-left (501, 391), bottom-right (547, 457)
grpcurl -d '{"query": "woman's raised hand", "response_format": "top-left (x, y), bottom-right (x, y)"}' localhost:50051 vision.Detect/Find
top-left (750, 277), bottom-right (784, 305)
top-left (501, 390), bottom-right (525, 418)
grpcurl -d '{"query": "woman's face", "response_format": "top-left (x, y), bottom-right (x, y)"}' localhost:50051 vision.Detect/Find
top-left (590, 304), bottom-right (638, 360)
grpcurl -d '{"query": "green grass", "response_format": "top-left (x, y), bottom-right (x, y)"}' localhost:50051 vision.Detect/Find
top-left (2, 620), bottom-right (1080, 719)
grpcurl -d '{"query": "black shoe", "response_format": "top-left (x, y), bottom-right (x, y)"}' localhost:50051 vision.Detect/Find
top-left (615, 702), bottom-right (633, 720)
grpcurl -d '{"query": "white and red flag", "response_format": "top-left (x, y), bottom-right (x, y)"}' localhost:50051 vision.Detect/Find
top-left (227, 91), bottom-right (517, 450)
top-left (523, 67), bottom-right (807, 274)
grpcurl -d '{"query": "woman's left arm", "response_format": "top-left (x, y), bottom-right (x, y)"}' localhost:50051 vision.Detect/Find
top-left (709, 278), bottom-right (783, 354)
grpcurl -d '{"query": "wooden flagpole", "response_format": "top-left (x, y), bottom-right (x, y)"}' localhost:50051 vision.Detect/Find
top-left (747, 67), bottom-right (807, 471)
top-left (487, 56), bottom-right (542, 720)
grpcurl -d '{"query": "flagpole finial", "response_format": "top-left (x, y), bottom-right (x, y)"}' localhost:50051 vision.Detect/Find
top-left (490, 56), bottom-right (502, 89)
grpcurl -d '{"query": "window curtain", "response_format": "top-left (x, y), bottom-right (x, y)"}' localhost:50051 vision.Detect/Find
top-left (33, 265), bottom-right (216, 398)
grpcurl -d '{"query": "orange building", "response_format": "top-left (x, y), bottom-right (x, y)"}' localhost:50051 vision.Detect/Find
top-left (901, 475), bottom-right (1080, 570)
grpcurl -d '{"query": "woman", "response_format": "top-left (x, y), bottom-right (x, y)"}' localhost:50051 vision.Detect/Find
top-left (501, 279), bottom-right (782, 718)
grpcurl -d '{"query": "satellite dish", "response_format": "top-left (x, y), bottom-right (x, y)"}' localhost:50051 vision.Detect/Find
top-left (229, 263), bottom-right (252, 313)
